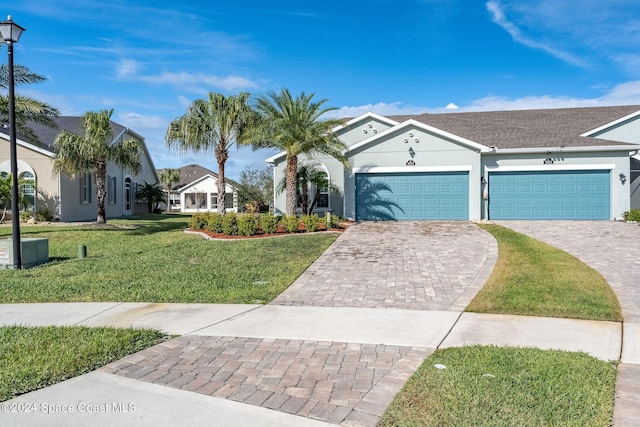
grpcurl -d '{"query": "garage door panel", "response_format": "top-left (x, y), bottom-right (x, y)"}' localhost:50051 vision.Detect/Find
top-left (489, 170), bottom-right (609, 220)
top-left (356, 172), bottom-right (469, 220)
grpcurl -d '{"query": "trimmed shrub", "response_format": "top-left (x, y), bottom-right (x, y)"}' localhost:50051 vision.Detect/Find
top-left (189, 213), bottom-right (208, 230)
top-left (623, 209), bottom-right (640, 222)
top-left (19, 211), bottom-right (33, 222)
top-left (281, 214), bottom-right (300, 233)
top-left (329, 214), bottom-right (342, 229)
top-left (237, 214), bottom-right (259, 236)
top-left (260, 214), bottom-right (278, 234)
top-left (222, 213), bottom-right (238, 235)
top-left (205, 213), bottom-right (224, 233)
top-left (35, 208), bottom-right (54, 222)
top-left (301, 214), bottom-right (320, 233)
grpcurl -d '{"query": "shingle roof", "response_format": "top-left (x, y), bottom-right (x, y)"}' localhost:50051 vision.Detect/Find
top-left (156, 164), bottom-right (239, 190)
top-left (387, 105), bottom-right (640, 149)
top-left (2, 116), bottom-right (129, 153)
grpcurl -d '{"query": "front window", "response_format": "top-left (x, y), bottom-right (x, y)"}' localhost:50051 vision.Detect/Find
top-left (81, 174), bottom-right (92, 204)
top-left (186, 193), bottom-right (207, 209)
top-left (225, 191), bottom-right (234, 209)
top-left (316, 176), bottom-right (329, 209)
top-left (107, 175), bottom-right (117, 205)
top-left (19, 172), bottom-right (36, 209)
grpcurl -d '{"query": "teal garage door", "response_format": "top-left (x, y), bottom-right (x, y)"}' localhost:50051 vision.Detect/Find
top-left (355, 172), bottom-right (469, 220)
top-left (488, 170), bottom-right (610, 220)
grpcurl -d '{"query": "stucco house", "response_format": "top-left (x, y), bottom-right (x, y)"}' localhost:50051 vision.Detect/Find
top-left (267, 105), bottom-right (640, 221)
top-left (0, 117), bottom-right (158, 221)
top-left (158, 164), bottom-right (238, 213)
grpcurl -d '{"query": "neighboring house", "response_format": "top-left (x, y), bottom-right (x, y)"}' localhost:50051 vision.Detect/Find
top-left (0, 117), bottom-right (158, 221)
top-left (157, 164), bottom-right (238, 213)
top-left (267, 105), bottom-right (640, 221)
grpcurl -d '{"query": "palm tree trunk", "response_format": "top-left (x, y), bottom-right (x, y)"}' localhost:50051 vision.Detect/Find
top-left (217, 158), bottom-right (226, 215)
top-left (95, 162), bottom-right (107, 224)
top-left (285, 156), bottom-right (298, 216)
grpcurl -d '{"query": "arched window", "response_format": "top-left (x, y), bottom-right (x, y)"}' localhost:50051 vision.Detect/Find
top-left (125, 177), bottom-right (132, 210)
top-left (19, 171), bottom-right (36, 209)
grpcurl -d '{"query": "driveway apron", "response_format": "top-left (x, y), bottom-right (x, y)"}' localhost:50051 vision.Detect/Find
top-left (272, 221), bottom-right (498, 311)
top-left (495, 220), bottom-right (640, 426)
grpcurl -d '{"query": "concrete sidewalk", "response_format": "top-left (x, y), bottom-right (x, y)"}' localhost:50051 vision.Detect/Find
top-left (0, 302), bottom-right (626, 426)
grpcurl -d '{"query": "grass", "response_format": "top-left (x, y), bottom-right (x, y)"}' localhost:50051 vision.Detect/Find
top-left (380, 345), bottom-right (617, 427)
top-left (0, 325), bottom-right (166, 401)
top-left (467, 223), bottom-right (622, 322)
top-left (0, 214), bottom-right (338, 303)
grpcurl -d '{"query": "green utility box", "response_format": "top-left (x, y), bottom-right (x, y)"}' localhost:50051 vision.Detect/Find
top-left (0, 238), bottom-right (49, 269)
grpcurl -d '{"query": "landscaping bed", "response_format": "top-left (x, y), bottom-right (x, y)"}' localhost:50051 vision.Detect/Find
top-left (188, 212), bottom-right (348, 237)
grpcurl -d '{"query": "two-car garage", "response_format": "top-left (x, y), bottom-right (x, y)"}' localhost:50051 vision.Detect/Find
top-left (354, 169), bottom-right (612, 221)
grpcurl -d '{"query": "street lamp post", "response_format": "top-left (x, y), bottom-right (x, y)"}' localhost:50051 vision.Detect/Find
top-left (0, 16), bottom-right (25, 269)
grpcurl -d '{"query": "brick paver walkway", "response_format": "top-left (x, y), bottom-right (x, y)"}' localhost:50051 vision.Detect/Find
top-left (101, 335), bottom-right (432, 426)
top-left (272, 221), bottom-right (497, 311)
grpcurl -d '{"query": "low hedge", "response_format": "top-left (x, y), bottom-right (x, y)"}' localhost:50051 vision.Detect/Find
top-left (188, 213), bottom-right (338, 236)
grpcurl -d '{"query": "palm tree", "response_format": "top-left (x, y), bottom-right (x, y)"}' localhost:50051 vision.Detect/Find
top-left (52, 109), bottom-right (142, 224)
top-left (166, 92), bottom-right (252, 214)
top-left (158, 168), bottom-right (180, 213)
top-left (135, 182), bottom-right (166, 213)
top-left (248, 89), bottom-right (347, 216)
top-left (0, 62), bottom-right (59, 142)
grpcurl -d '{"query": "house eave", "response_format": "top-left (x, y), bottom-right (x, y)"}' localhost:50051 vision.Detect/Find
top-left (346, 119), bottom-right (488, 154)
top-left (581, 109), bottom-right (640, 137)
top-left (484, 145), bottom-right (640, 154)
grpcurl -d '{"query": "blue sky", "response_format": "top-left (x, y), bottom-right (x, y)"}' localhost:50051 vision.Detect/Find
top-left (4, 0), bottom-right (640, 179)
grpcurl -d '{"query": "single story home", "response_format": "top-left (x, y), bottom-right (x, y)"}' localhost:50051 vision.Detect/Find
top-left (267, 105), bottom-right (640, 221)
top-left (0, 117), bottom-right (158, 221)
top-left (158, 164), bottom-right (238, 213)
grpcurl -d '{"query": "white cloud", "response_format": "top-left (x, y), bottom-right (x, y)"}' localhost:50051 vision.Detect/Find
top-left (115, 58), bottom-right (140, 79)
top-left (334, 80), bottom-right (640, 117)
top-left (332, 102), bottom-right (430, 118)
top-left (486, 1), bottom-right (587, 67)
top-left (117, 69), bottom-right (260, 94)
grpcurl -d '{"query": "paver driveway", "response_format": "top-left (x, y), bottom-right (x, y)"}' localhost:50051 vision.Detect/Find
top-left (272, 221), bottom-right (498, 311)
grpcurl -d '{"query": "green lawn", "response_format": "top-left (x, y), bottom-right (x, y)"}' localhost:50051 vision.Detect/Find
top-left (380, 346), bottom-right (617, 427)
top-left (0, 325), bottom-right (166, 401)
top-left (467, 223), bottom-right (622, 321)
top-left (0, 215), bottom-right (338, 303)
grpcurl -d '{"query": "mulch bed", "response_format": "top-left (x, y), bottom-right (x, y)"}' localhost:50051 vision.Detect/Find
top-left (189, 222), bottom-right (350, 240)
